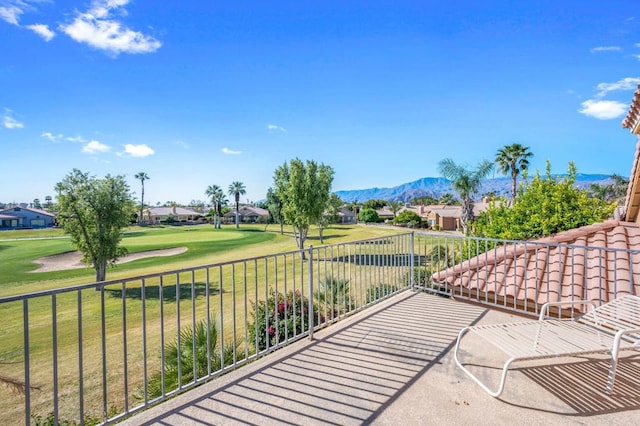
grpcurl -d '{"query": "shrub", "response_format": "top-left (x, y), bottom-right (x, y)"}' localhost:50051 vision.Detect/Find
top-left (248, 289), bottom-right (319, 352)
top-left (365, 283), bottom-right (399, 303)
top-left (142, 314), bottom-right (236, 399)
top-left (359, 208), bottom-right (379, 223)
top-left (393, 210), bottom-right (422, 226)
top-left (315, 275), bottom-right (350, 320)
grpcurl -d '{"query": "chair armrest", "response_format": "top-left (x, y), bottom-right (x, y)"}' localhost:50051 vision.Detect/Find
top-left (538, 299), bottom-right (597, 321)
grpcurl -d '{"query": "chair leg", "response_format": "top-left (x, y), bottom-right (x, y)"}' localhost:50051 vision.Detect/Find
top-left (605, 347), bottom-right (620, 394)
top-left (454, 327), bottom-right (515, 398)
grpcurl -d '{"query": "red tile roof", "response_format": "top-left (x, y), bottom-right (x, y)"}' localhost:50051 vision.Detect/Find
top-left (622, 85), bottom-right (640, 133)
top-left (432, 220), bottom-right (640, 309)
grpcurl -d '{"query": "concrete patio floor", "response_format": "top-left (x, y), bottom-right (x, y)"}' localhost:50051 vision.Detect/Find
top-left (120, 291), bottom-right (640, 425)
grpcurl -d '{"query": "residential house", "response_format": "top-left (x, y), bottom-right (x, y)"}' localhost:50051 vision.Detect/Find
top-left (0, 206), bottom-right (56, 229)
top-left (224, 205), bottom-right (270, 224)
top-left (424, 203), bottom-right (489, 231)
top-left (376, 207), bottom-right (395, 221)
top-left (143, 206), bottom-right (203, 224)
top-left (335, 207), bottom-right (357, 224)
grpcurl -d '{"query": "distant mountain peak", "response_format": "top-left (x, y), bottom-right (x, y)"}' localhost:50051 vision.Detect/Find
top-left (335, 174), bottom-right (617, 203)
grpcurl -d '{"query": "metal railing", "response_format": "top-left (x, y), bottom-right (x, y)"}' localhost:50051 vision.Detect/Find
top-left (414, 232), bottom-right (640, 316)
top-left (3, 230), bottom-right (638, 424)
top-left (0, 233), bottom-right (414, 425)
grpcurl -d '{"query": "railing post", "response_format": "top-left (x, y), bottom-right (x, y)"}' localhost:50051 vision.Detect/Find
top-left (308, 245), bottom-right (314, 341)
top-left (410, 232), bottom-right (415, 291)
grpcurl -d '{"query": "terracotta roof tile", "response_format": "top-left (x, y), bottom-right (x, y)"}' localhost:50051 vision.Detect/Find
top-left (622, 86), bottom-right (640, 131)
top-left (432, 220), bottom-right (640, 310)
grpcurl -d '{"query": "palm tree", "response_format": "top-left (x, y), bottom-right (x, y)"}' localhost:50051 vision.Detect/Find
top-left (495, 143), bottom-right (533, 201)
top-left (438, 158), bottom-right (494, 234)
top-left (388, 201), bottom-right (403, 218)
top-left (438, 193), bottom-right (457, 205)
top-left (228, 181), bottom-right (246, 229)
top-left (205, 185), bottom-right (227, 228)
top-left (135, 172), bottom-right (150, 225)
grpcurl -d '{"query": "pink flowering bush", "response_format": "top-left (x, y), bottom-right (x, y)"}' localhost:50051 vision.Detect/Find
top-left (248, 289), bottom-right (320, 351)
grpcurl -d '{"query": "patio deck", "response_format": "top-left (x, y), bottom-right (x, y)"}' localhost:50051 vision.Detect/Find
top-left (120, 291), bottom-right (640, 425)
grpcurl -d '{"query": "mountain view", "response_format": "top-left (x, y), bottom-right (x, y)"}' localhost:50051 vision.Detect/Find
top-left (335, 174), bottom-right (615, 203)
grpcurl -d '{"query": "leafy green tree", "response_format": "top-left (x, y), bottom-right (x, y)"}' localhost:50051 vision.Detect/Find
top-left (265, 187), bottom-right (285, 234)
top-left (362, 199), bottom-right (387, 210)
top-left (228, 181), bottom-right (246, 228)
top-left (474, 162), bottom-right (616, 240)
top-left (392, 210), bottom-right (421, 226)
top-left (55, 169), bottom-right (135, 282)
top-left (438, 193), bottom-right (458, 205)
top-left (359, 208), bottom-right (380, 223)
top-left (206, 185), bottom-right (227, 228)
top-left (134, 172), bottom-right (149, 225)
top-left (318, 193), bottom-right (343, 243)
top-left (273, 158), bottom-right (334, 251)
top-left (32, 198), bottom-right (41, 209)
top-left (495, 143), bottom-right (533, 201)
top-left (438, 158), bottom-right (494, 234)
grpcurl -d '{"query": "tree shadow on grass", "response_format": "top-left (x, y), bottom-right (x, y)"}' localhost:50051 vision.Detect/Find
top-left (308, 234), bottom-right (346, 242)
top-left (106, 282), bottom-right (221, 302)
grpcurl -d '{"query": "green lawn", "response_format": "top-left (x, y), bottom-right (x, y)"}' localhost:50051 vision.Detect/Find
top-left (1, 224), bottom-right (400, 296)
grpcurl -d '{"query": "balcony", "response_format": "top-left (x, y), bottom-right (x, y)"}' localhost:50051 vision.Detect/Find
top-left (120, 291), bottom-right (640, 425)
top-left (2, 231), bottom-right (640, 425)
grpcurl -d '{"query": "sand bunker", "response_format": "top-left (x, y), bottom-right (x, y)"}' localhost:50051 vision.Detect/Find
top-left (31, 247), bottom-right (188, 273)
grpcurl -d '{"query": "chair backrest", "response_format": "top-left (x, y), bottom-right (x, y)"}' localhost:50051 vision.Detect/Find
top-left (578, 295), bottom-right (640, 344)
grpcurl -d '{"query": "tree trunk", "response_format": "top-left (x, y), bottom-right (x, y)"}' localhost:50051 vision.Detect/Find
top-left (511, 167), bottom-right (517, 202)
top-left (319, 226), bottom-right (324, 244)
top-left (95, 259), bottom-right (107, 282)
top-left (461, 198), bottom-right (474, 235)
top-left (294, 225), bottom-right (308, 259)
top-left (279, 221), bottom-right (284, 235)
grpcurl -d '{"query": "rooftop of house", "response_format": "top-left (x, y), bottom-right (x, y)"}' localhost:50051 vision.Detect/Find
top-left (146, 206), bottom-right (202, 216)
top-left (0, 206), bottom-right (56, 217)
top-left (432, 220), bottom-right (640, 310)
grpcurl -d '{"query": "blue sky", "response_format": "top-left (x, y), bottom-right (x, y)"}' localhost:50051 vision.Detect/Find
top-left (1, 1), bottom-right (639, 206)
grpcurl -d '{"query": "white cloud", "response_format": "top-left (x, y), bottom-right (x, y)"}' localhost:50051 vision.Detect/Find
top-left (2, 108), bottom-right (24, 129)
top-left (175, 140), bottom-right (189, 149)
top-left (60, 0), bottom-right (161, 55)
top-left (221, 147), bottom-right (242, 155)
top-left (26, 23), bottom-right (54, 41)
top-left (578, 100), bottom-right (629, 120)
top-left (0, 4), bottom-right (22, 25)
top-left (82, 140), bottom-right (111, 154)
top-left (123, 143), bottom-right (154, 157)
top-left (595, 77), bottom-right (640, 98)
top-left (267, 124), bottom-right (286, 132)
top-left (66, 135), bottom-right (86, 143)
top-left (41, 131), bottom-right (63, 141)
top-left (590, 46), bottom-right (621, 53)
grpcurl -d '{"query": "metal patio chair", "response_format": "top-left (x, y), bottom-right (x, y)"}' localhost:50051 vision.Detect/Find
top-left (454, 295), bottom-right (640, 397)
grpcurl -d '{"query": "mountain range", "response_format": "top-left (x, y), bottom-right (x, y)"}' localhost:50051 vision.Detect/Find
top-left (335, 174), bottom-right (616, 203)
